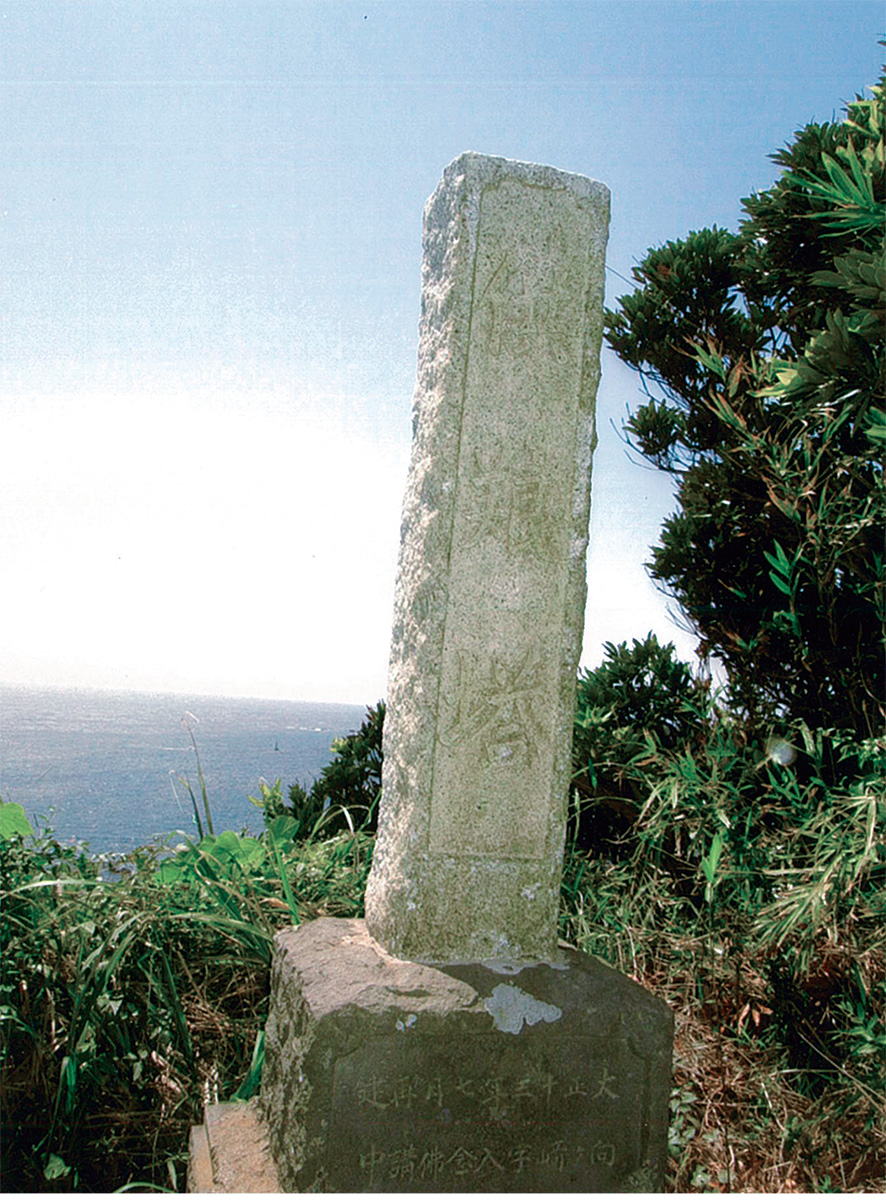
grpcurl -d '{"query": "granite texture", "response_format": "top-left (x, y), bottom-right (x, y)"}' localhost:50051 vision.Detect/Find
top-left (260, 918), bottom-right (673, 1193)
top-left (187, 1100), bottom-right (279, 1193)
top-left (363, 152), bottom-right (610, 962)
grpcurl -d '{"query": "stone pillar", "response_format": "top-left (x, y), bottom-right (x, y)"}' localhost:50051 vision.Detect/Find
top-left (364, 152), bottom-right (610, 962)
top-left (254, 154), bottom-right (674, 1196)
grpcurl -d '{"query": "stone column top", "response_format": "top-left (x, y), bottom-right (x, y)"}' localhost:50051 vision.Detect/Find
top-left (438, 150), bottom-right (610, 203)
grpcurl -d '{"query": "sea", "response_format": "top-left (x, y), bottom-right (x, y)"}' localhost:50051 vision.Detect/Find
top-left (0, 684), bottom-right (368, 856)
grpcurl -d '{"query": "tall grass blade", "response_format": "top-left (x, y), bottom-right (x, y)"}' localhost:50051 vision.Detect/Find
top-left (268, 833), bottom-right (300, 924)
top-left (182, 713), bottom-right (214, 837)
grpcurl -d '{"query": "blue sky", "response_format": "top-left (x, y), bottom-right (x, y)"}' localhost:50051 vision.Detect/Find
top-left (1, 1), bottom-right (882, 702)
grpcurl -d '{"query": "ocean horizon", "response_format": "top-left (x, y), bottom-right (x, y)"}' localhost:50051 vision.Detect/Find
top-left (0, 683), bottom-right (369, 855)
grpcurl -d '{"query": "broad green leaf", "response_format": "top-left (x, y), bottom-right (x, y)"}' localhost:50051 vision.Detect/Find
top-left (267, 814), bottom-right (300, 843)
top-left (865, 408), bottom-right (886, 444)
top-left (213, 830), bottom-right (242, 854)
top-left (0, 801), bottom-right (34, 840)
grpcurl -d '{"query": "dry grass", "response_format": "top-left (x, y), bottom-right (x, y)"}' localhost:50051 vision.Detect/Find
top-left (651, 959), bottom-right (886, 1193)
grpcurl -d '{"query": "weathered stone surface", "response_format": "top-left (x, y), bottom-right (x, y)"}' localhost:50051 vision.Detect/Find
top-left (252, 155), bottom-right (673, 1196)
top-left (363, 152), bottom-right (610, 962)
top-left (261, 918), bottom-right (673, 1192)
top-left (187, 1099), bottom-right (280, 1193)
top-left (187, 1121), bottom-right (215, 1193)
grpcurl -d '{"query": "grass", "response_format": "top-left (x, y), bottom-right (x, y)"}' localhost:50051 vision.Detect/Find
top-left (559, 839), bottom-right (886, 1193)
top-left (2, 717), bottom-right (884, 1192)
top-left (0, 802), bottom-right (372, 1192)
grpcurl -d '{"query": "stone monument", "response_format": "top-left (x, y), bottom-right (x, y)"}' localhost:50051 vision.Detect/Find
top-left (256, 153), bottom-right (673, 1192)
top-left (364, 151), bottom-right (607, 963)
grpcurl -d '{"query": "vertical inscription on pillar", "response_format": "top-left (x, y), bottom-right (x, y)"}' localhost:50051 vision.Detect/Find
top-left (429, 178), bottom-right (594, 860)
top-left (364, 153), bottom-right (610, 960)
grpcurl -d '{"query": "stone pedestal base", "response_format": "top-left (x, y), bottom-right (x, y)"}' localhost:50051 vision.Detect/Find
top-left (260, 917), bottom-right (673, 1192)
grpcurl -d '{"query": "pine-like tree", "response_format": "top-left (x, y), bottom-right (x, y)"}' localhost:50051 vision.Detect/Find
top-left (604, 62), bottom-right (885, 736)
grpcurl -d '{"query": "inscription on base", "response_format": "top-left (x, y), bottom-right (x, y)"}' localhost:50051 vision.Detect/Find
top-left (326, 1032), bottom-right (651, 1191)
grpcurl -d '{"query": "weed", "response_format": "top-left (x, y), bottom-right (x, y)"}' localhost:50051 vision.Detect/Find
top-left (2, 685), bottom-right (883, 1191)
top-left (0, 798), bottom-right (370, 1191)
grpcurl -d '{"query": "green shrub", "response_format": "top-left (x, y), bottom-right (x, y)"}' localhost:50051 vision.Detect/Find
top-left (285, 701), bottom-right (384, 837)
top-left (603, 63), bottom-right (885, 736)
top-left (571, 633), bottom-right (710, 853)
top-left (567, 633), bottom-right (885, 1125)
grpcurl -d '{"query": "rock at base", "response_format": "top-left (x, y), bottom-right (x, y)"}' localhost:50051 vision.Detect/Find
top-left (187, 1099), bottom-right (280, 1193)
top-left (261, 917), bottom-right (673, 1192)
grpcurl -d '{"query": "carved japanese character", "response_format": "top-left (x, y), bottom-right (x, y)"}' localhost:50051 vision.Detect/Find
top-left (390, 1074), bottom-right (420, 1110)
top-left (418, 1146), bottom-right (446, 1179)
top-left (479, 1076), bottom-right (510, 1119)
top-left (388, 1143), bottom-right (418, 1181)
top-left (476, 1146), bottom-right (506, 1173)
top-left (512, 1075), bottom-right (537, 1103)
top-left (592, 1141), bottom-right (616, 1167)
top-left (478, 253), bottom-right (534, 358)
top-left (439, 648), bottom-right (545, 770)
top-left (538, 1138), bottom-right (569, 1171)
top-left (539, 1071), bottom-right (557, 1108)
top-left (459, 443), bottom-right (560, 559)
top-left (509, 1145), bottom-right (534, 1174)
top-left (592, 1063), bottom-right (619, 1101)
top-left (447, 1146), bottom-right (479, 1176)
top-left (359, 1144), bottom-right (387, 1187)
top-left (356, 1076), bottom-right (390, 1109)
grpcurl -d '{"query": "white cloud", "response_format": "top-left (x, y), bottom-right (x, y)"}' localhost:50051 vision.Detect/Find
top-left (2, 365), bottom-right (703, 702)
top-left (0, 386), bottom-right (408, 701)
